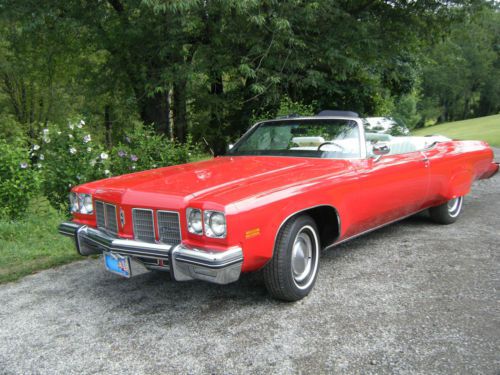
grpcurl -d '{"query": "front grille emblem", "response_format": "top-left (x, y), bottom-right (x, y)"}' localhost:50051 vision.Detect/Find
top-left (120, 208), bottom-right (126, 227)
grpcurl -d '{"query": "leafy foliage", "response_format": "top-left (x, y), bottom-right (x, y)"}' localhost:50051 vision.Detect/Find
top-left (37, 120), bottom-right (109, 210)
top-left (36, 120), bottom-right (204, 210)
top-left (420, 7), bottom-right (500, 123)
top-left (0, 0), bottom-right (498, 217)
top-left (2, 0), bottom-right (493, 153)
top-left (110, 123), bottom-right (204, 176)
top-left (0, 138), bottom-right (39, 220)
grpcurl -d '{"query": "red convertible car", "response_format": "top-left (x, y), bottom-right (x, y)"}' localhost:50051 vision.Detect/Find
top-left (59, 112), bottom-right (498, 301)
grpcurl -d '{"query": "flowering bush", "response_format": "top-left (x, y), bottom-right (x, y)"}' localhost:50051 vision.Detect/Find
top-left (0, 138), bottom-right (40, 220)
top-left (110, 124), bottom-right (203, 176)
top-left (37, 120), bottom-right (111, 210)
top-left (36, 120), bottom-right (205, 210)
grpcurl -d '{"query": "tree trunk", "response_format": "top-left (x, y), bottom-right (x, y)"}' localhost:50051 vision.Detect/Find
top-left (210, 74), bottom-right (225, 155)
top-left (173, 78), bottom-right (188, 143)
top-left (138, 90), bottom-right (170, 135)
top-left (104, 104), bottom-right (112, 147)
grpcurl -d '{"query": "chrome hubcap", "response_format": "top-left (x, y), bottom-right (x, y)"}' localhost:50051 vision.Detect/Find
top-left (447, 196), bottom-right (463, 217)
top-left (447, 198), bottom-right (459, 211)
top-left (292, 230), bottom-right (313, 283)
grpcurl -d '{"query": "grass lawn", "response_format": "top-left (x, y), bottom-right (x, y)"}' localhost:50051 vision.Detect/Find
top-left (0, 198), bottom-right (82, 284)
top-left (412, 114), bottom-right (500, 147)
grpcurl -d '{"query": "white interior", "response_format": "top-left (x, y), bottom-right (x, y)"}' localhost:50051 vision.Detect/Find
top-left (365, 134), bottom-right (450, 156)
top-left (290, 134), bottom-right (451, 156)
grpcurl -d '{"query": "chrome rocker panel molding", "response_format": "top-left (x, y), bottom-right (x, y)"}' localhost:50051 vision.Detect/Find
top-left (58, 222), bottom-right (243, 285)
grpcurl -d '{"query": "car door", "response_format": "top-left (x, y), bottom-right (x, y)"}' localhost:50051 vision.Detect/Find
top-left (348, 150), bottom-right (430, 234)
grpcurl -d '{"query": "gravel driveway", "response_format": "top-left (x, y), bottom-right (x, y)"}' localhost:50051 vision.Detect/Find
top-left (1, 149), bottom-right (499, 375)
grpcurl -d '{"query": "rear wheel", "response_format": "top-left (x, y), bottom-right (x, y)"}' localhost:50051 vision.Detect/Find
top-left (263, 215), bottom-right (320, 301)
top-left (429, 196), bottom-right (464, 224)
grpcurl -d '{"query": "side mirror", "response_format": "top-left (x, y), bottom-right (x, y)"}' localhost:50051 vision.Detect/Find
top-left (372, 143), bottom-right (390, 161)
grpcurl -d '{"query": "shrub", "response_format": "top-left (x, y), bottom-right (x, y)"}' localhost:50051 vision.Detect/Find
top-left (110, 123), bottom-right (204, 176)
top-left (0, 138), bottom-right (40, 220)
top-left (37, 120), bottom-right (110, 210)
top-left (37, 120), bottom-right (205, 210)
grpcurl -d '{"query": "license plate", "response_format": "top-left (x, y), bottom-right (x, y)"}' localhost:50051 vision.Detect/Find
top-left (104, 252), bottom-right (131, 278)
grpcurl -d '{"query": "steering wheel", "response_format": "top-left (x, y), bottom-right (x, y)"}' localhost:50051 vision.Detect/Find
top-left (317, 141), bottom-right (345, 152)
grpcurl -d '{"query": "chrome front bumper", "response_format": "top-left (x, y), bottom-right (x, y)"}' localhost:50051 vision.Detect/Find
top-left (58, 222), bottom-right (243, 285)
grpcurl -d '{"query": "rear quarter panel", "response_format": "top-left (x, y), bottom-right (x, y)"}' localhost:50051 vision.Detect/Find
top-left (424, 141), bottom-right (495, 205)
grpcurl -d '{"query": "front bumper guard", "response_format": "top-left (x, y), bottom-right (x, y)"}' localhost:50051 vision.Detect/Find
top-left (58, 222), bottom-right (243, 285)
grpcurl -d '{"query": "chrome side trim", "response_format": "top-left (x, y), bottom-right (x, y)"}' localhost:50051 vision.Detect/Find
top-left (171, 245), bottom-right (243, 285)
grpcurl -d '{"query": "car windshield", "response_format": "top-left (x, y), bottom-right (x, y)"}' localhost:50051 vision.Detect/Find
top-left (362, 117), bottom-right (409, 136)
top-left (228, 119), bottom-right (361, 159)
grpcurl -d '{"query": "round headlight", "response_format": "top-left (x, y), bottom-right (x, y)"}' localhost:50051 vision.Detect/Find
top-left (69, 192), bottom-right (79, 213)
top-left (204, 211), bottom-right (226, 238)
top-left (209, 212), bottom-right (226, 237)
top-left (187, 208), bottom-right (203, 234)
top-left (79, 194), bottom-right (93, 214)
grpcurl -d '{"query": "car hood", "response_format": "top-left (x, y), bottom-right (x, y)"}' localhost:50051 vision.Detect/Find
top-left (79, 156), bottom-right (352, 209)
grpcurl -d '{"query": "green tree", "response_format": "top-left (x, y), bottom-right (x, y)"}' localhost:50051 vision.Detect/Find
top-left (421, 6), bottom-right (500, 122)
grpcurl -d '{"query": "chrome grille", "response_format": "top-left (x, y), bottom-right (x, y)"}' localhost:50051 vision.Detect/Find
top-left (95, 201), bottom-right (117, 234)
top-left (105, 204), bottom-right (118, 233)
top-left (132, 209), bottom-right (155, 243)
top-left (157, 211), bottom-right (181, 245)
top-left (95, 201), bottom-right (105, 228)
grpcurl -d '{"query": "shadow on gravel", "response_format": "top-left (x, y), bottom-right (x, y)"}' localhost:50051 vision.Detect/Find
top-left (86, 263), bottom-right (274, 317)
top-left (85, 210), bottom-right (439, 312)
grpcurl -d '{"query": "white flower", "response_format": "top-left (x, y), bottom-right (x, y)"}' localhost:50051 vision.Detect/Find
top-left (83, 134), bottom-right (91, 143)
top-left (69, 147), bottom-right (77, 154)
top-left (42, 128), bottom-right (49, 135)
top-left (39, 154), bottom-right (45, 160)
top-left (76, 175), bottom-right (82, 180)
top-left (33, 144), bottom-right (40, 151)
top-left (57, 131), bottom-right (62, 135)
top-left (90, 159), bottom-right (97, 166)
top-left (104, 169), bottom-right (110, 175)
top-left (68, 134), bottom-right (73, 139)
top-left (100, 152), bottom-right (108, 160)
top-left (68, 123), bottom-right (74, 130)
top-left (43, 137), bottom-right (51, 143)
top-left (131, 165), bottom-right (136, 170)
top-left (37, 163), bottom-right (42, 169)
top-left (87, 147), bottom-right (92, 152)
top-left (79, 119), bottom-right (85, 126)
top-left (77, 123), bottom-right (83, 129)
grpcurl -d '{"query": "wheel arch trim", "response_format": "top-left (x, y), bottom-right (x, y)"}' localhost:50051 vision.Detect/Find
top-left (271, 204), bottom-right (341, 259)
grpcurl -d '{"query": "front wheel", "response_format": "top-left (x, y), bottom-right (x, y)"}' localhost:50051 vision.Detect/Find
top-left (263, 215), bottom-right (320, 301)
top-left (429, 196), bottom-right (464, 224)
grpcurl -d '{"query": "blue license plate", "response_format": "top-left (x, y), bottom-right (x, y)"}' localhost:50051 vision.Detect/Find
top-left (104, 252), bottom-right (131, 278)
